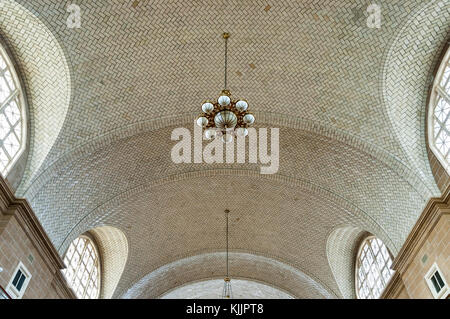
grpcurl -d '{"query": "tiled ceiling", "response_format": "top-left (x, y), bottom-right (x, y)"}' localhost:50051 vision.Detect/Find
top-left (1, 0), bottom-right (449, 298)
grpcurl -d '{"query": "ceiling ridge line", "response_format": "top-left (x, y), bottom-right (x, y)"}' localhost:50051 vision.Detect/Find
top-left (121, 250), bottom-right (337, 299)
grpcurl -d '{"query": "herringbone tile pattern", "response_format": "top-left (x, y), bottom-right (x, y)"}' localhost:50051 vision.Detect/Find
top-left (0, 0), bottom-right (448, 298)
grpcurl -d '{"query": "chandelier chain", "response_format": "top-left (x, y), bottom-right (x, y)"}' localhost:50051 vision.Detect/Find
top-left (196, 33), bottom-right (254, 144)
top-left (224, 33), bottom-right (229, 90)
top-left (226, 209), bottom-right (229, 278)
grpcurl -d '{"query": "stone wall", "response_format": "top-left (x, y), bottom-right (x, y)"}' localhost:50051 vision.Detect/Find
top-left (382, 186), bottom-right (450, 299)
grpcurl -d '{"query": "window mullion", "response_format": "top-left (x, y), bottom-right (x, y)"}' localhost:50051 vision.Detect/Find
top-left (64, 238), bottom-right (100, 299)
top-left (368, 244), bottom-right (378, 298)
top-left (66, 249), bottom-right (78, 287)
top-left (0, 90), bottom-right (18, 110)
top-left (442, 124), bottom-right (450, 137)
top-left (437, 86), bottom-right (450, 104)
top-left (73, 240), bottom-right (87, 293)
top-left (85, 255), bottom-right (96, 298)
top-left (80, 240), bottom-right (90, 299)
top-left (370, 242), bottom-right (385, 288)
top-left (357, 238), bottom-right (394, 299)
top-left (441, 107), bottom-right (450, 127)
top-left (1, 145), bottom-right (12, 162)
top-left (83, 255), bottom-right (94, 299)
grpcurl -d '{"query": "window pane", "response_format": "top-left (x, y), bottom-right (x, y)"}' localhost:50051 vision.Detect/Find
top-left (4, 101), bottom-right (20, 125)
top-left (16, 274), bottom-right (26, 291)
top-left (436, 130), bottom-right (449, 155)
top-left (77, 239), bottom-right (85, 253)
top-left (435, 272), bottom-right (445, 288)
top-left (0, 114), bottom-right (10, 140)
top-left (3, 70), bottom-right (14, 91)
top-left (381, 245), bottom-right (389, 260)
top-left (0, 148), bottom-right (8, 171)
top-left (356, 236), bottom-right (394, 299)
top-left (382, 267), bottom-right (390, 282)
top-left (435, 98), bottom-right (449, 123)
top-left (12, 270), bottom-right (22, 287)
top-left (62, 236), bottom-right (100, 299)
top-left (0, 47), bottom-right (25, 176)
top-left (71, 253), bottom-right (80, 267)
top-left (3, 133), bottom-right (19, 157)
top-left (0, 56), bottom-right (6, 70)
top-left (431, 276), bottom-right (441, 293)
top-left (371, 239), bottom-right (379, 254)
top-left (431, 49), bottom-right (450, 172)
top-left (0, 77), bottom-right (11, 104)
top-left (440, 66), bottom-right (450, 87)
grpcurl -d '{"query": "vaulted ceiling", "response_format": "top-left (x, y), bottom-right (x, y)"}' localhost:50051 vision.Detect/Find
top-left (0, 0), bottom-right (448, 298)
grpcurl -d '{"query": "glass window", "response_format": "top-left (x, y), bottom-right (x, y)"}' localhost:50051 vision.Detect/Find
top-left (355, 236), bottom-right (394, 299)
top-left (62, 236), bottom-right (101, 299)
top-left (0, 44), bottom-right (26, 175)
top-left (429, 48), bottom-right (450, 173)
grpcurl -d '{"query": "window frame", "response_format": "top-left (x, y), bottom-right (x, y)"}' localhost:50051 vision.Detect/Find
top-left (0, 42), bottom-right (27, 176)
top-left (428, 47), bottom-right (450, 174)
top-left (425, 262), bottom-right (449, 299)
top-left (354, 235), bottom-right (395, 299)
top-left (5, 261), bottom-right (32, 299)
top-left (62, 234), bottom-right (102, 299)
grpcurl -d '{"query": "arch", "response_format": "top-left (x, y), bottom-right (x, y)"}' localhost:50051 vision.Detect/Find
top-left (62, 235), bottom-right (101, 299)
top-left (355, 235), bottom-right (395, 299)
top-left (20, 113), bottom-right (435, 203)
top-left (426, 41), bottom-right (450, 194)
top-left (89, 226), bottom-right (129, 299)
top-left (120, 252), bottom-right (336, 299)
top-left (383, 0), bottom-right (449, 197)
top-left (0, 40), bottom-right (27, 180)
top-left (428, 47), bottom-right (450, 172)
top-left (51, 167), bottom-right (395, 300)
top-left (0, 0), bottom-right (71, 195)
top-left (161, 278), bottom-right (294, 299)
top-left (326, 226), bottom-right (369, 299)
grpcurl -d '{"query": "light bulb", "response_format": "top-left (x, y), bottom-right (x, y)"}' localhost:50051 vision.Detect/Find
top-left (205, 128), bottom-right (217, 140)
top-left (218, 95), bottom-right (231, 106)
top-left (235, 100), bottom-right (248, 112)
top-left (243, 114), bottom-right (255, 125)
top-left (196, 117), bottom-right (208, 127)
top-left (202, 102), bottom-right (214, 114)
top-left (222, 133), bottom-right (233, 143)
top-left (235, 127), bottom-right (248, 137)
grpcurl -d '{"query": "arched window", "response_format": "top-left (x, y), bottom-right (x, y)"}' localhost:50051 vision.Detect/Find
top-left (62, 236), bottom-right (101, 299)
top-left (429, 47), bottom-right (450, 174)
top-left (355, 236), bottom-right (394, 299)
top-left (0, 44), bottom-right (26, 176)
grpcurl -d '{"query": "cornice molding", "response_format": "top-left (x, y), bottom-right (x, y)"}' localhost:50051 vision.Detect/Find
top-left (0, 176), bottom-right (65, 271)
top-left (391, 185), bottom-right (450, 273)
top-left (380, 271), bottom-right (407, 299)
top-left (0, 176), bottom-right (75, 298)
top-left (51, 269), bottom-right (77, 299)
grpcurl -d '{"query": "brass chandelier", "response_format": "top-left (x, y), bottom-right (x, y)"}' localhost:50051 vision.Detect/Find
top-left (196, 33), bottom-right (255, 143)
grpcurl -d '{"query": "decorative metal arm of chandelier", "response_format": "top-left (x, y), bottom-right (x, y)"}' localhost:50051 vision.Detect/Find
top-left (196, 33), bottom-right (255, 143)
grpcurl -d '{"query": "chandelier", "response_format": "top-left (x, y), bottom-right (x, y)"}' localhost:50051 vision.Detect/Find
top-left (196, 33), bottom-right (255, 143)
top-left (222, 209), bottom-right (232, 299)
